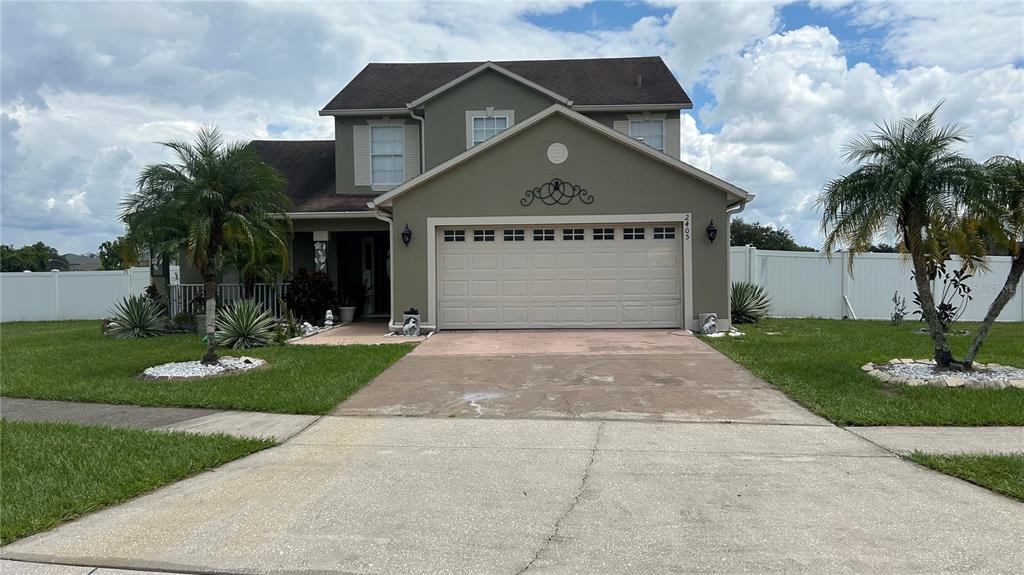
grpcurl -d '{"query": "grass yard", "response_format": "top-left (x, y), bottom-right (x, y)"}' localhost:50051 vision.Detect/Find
top-left (703, 319), bottom-right (1024, 426)
top-left (907, 452), bottom-right (1024, 502)
top-left (0, 321), bottom-right (413, 414)
top-left (0, 420), bottom-right (273, 544)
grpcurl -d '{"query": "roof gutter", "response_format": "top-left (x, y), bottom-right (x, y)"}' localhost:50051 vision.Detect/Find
top-left (318, 107), bottom-right (408, 117)
top-left (571, 103), bottom-right (693, 112)
top-left (281, 211), bottom-right (378, 219)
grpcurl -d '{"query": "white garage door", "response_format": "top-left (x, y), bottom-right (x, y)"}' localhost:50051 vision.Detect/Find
top-left (437, 223), bottom-right (682, 329)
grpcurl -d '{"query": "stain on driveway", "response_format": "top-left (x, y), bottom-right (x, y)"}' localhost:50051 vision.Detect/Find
top-left (333, 330), bottom-right (824, 424)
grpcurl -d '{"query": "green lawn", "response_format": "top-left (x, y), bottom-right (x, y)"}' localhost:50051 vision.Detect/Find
top-left (703, 319), bottom-right (1024, 426)
top-left (0, 420), bottom-right (273, 544)
top-left (0, 321), bottom-right (413, 414)
top-left (907, 452), bottom-right (1024, 502)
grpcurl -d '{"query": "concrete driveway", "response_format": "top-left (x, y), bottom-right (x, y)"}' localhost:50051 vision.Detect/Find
top-left (334, 329), bottom-right (823, 424)
top-left (4, 417), bottom-right (1022, 574)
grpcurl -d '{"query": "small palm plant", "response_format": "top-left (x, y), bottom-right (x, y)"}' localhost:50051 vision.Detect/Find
top-left (215, 299), bottom-right (276, 349)
top-left (730, 282), bottom-right (772, 324)
top-left (105, 295), bottom-right (166, 339)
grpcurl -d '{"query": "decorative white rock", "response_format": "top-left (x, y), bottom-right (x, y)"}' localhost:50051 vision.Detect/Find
top-left (142, 357), bottom-right (267, 381)
top-left (861, 358), bottom-right (1024, 390)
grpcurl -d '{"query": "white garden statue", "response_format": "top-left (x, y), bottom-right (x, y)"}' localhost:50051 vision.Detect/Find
top-left (324, 309), bottom-right (334, 327)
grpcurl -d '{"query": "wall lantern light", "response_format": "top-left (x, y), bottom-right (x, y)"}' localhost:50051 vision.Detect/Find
top-left (706, 220), bottom-right (718, 243)
top-left (401, 224), bottom-right (413, 246)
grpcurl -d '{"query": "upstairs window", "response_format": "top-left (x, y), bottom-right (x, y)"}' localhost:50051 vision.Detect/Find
top-left (370, 125), bottom-right (404, 185)
top-left (472, 116), bottom-right (508, 146)
top-left (466, 110), bottom-right (514, 149)
top-left (629, 119), bottom-right (664, 152)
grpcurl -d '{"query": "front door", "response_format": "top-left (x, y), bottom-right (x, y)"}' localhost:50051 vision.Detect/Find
top-left (362, 236), bottom-right (375, 314)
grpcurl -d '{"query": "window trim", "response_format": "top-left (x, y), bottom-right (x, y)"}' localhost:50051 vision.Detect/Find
top-left (627, 114), bottom-right (666, 152)
top-left (368, 121), bottom-right (405, 188)
top-left (465, 109), bottom-right (515, 149)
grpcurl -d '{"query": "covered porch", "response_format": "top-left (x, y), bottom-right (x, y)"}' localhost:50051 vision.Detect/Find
top-left (290, 214), bottom-right (392, 320)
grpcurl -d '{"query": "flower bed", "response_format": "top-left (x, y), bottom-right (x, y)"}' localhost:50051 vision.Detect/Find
top-left (862, 359), bottom-right (1024, 389)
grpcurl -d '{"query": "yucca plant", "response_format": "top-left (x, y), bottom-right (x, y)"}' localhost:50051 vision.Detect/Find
top-left (731, 282), bottom-right (772, 324)
top-left (215, 299), bottom-right (276, 349)
top-left (105, 294), bottom-right (166, 339)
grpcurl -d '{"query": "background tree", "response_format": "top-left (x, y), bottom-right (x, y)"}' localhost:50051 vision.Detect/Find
top-left (122, 126), bottom-right (290, 364)
top-left (730, 218), bottom-right (816, 251)
top-left (0, 242), bottom-right (68, 272)
top-left (97, 236), bottom-right (138, 270)
top-left (817, 104), bottom-right (988, 369)
top-left (962, 155), bottom-right (1024, 366)
top-left (225, 238), bottom-right (286, 298)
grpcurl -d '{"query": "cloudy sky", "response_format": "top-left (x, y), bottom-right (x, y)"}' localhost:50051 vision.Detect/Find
top-left (2, 0), bottom-right (1022, 254)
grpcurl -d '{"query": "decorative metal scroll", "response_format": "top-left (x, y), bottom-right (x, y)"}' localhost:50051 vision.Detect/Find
top-left (520, 178), bottom-right (594, 207)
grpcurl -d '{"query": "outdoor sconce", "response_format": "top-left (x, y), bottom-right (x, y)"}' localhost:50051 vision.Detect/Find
top-left (706, 220), bottom-right (718, 243)
top-left (401, 224), bottom-right (413, 246)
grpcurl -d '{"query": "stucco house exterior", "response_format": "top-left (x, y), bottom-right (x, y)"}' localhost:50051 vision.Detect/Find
top-left (247, 57), bottom-right (753, 331)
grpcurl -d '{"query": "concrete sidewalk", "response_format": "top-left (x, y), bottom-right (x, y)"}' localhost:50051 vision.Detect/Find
top-left (0, 398), bottom-right (318, 442)
top-left (848, 426), bottom-right (1024, 454)
top-left (0, 558), bottom-right (194, 575)
top-left (3, 417), bottom-right (1021, 574)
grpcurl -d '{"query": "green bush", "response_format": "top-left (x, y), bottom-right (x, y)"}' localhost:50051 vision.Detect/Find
top-left (283, 268), bottom-right (336, 323)
top-left (104, 295), bottom-right (166, 339)
top-left (215, 299), bottom-right (276, 349)
top-left (730, 282), bottom-right (772, 324)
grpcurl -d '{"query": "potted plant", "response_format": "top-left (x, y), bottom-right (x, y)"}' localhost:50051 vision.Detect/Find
top-left (338, 287), bottom-right (357, 325)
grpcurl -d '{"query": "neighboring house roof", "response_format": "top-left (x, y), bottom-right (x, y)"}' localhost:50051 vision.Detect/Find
top-left (372, 104), bottom-right (751, 208)
top-left (321, 57), bottom-right (691, 112)
top-left (62, 253), bottom-right (102, 271)
top-left (250, 140), bottom-right (374, 213)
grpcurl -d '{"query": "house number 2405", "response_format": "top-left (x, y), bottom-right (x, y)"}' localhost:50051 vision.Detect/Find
top-left (683, 215), bottom-right (691, 240)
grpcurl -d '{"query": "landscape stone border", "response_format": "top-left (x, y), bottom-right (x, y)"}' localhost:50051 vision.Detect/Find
top-left (861, 359), bottom-right (1024, 390)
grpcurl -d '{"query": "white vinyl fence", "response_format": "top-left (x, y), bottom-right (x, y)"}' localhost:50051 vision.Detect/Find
top-left (0, 267), bottom-right (152, 322)
top-left (730, 246), bottom-right (1024, 322)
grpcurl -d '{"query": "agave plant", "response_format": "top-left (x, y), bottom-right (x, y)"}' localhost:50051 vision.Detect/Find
top-left (105, 294), bottom-right (166, 339)
top-left (731, 282), bottom-right (772, 324)
top-left (215, 299), bottom-right (276, 349)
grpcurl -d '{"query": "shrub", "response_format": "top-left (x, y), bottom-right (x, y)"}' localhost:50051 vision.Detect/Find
top-left (284, 268), bottom-right (336, 323)
top-left (215, 299), bottom-right (276, 349)
top-left (105, 295), bottom-right (167, 339)
top-left (731, 282), bottom-right (772, 324)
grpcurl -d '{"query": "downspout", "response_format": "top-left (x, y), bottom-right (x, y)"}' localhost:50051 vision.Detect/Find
top-left (406, 105), bottom-right (425, 174)
top-left (725, 197), bottom-right (752, 329)
top-left (371, 202), bottom-right (398, 330)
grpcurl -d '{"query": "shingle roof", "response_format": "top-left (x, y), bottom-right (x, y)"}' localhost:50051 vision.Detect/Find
top-left (321, 57), bottom-right (690, 111)
top-left (250, 140), bottom-right (373, 213)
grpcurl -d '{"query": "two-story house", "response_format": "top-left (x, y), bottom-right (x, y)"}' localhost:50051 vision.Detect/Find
top-left (252, 56), bottom-right (752, 331)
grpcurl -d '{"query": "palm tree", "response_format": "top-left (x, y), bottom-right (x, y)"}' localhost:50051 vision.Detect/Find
top-left (122, 127), bottom-right (290, 364)
top-left (226, 238), bottom-right (286, 298)
top-left (962, 156), bottom-right (1024, 366)
top-left (817, 104), bottom-right (988, 369)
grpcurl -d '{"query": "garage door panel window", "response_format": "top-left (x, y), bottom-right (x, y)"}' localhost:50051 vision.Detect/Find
top-left (653, 226), bottom-right (676, 239)
top-left (473, 229), bottom-right (495, 242)
top-left (562, 228), bottom-right (584, 241)
top-left (593, 228), bottom-right (615, 240)
top-left (533, 229), bottom-right (555, 241)
top-left (623, 227), bottom-right (646, 240)
top-left (443, 229), bottom-right (466, 242)
top-left (503, 229), bottom-right (525, 242)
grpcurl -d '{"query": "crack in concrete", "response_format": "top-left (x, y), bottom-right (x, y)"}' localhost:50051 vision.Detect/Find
top-left (515, 421), bottom-right (604, 574)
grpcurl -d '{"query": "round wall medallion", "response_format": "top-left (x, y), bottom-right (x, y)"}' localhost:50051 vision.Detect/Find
top-left (547, 142), bottom-right (568, 164)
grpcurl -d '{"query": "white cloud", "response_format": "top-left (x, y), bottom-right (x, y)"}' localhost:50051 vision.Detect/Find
top-left (1, 0), bottom-right (1021, 252)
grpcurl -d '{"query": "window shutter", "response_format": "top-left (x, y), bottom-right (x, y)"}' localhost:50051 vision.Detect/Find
top-left (664, 118), bottom-right (680, 159)
top-left (404, 124), bottom-right (420, 180)
top-left (613, 120), bottom-right (630, 136)
top-left (353, 125), bottom-right (371, 186)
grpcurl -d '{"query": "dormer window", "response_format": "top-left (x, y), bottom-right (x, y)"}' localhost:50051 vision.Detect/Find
top-left (466, 109), bottom-right (515, 149)
top-left (629, 118), bottom-right (665, 152)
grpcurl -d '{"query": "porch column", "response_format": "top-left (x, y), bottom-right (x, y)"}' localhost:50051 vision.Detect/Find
top-left (313, 231), bottom-right (329, 274)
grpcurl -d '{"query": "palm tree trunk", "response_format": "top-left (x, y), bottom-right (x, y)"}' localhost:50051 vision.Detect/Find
top-left (963, 249), bottom-right (1024, 367)
top-left (201, 273), bottom-right (219, 365)
top-left (906, 225), bottom-right (956, 368)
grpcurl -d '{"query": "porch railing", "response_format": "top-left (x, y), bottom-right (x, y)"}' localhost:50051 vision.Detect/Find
top-left (168, 283), bottom-right (289, 319)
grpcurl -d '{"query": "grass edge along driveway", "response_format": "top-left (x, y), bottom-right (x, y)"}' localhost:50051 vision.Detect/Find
top-left (702, 319), bottom-right (1024, 426)
top-left (906, 452), bottom-right (1024, 502)
top-left (0, 419), bottom-right (274, 544)
top-left (0, 321), bottom-right (413, 414)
